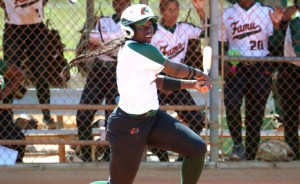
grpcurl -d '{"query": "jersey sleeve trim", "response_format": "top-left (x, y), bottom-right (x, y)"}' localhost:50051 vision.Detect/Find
top-left (128, 43), bottom-right (166, 65)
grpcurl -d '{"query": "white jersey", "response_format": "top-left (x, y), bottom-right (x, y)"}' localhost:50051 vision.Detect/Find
top-left (219, 2), bottom-right (273, 57)
top-left (151, 22), bottom-right (203, 63)
top-left (284, 16), bottom-right (300, 67)
top-left (117, 41), bottom-right (165, 114)
top-left (3, 0), bottom-right (44, 25)
top-left (90, 15), bottom-right (123, 62)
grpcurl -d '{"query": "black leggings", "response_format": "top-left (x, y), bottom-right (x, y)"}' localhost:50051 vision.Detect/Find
top-left (158, 90), bottom-right (204, 134)
top-left (107, 108), bottom-right (207, 184)
top-left (224, 62), bottom-right (273, 160)
top-left (76, 62), bottom-right (118, 161)
top-left (277, 63), bottom-right (300, 160)
top-left (154, 90), bottom-right (204, 161)
top-left (3, 23), bottom-right (52, 120)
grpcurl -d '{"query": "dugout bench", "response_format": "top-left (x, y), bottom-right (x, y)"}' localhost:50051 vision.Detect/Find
top-left (10, 87), bottom-right (292, 163)
top-left (21, 129), bottom-right (294, 163)
top-left (13, 88), bottom-right (89, 129)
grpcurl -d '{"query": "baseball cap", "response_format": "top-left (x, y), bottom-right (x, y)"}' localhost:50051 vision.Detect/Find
top-left (134, 17), bottom-right (158, 26)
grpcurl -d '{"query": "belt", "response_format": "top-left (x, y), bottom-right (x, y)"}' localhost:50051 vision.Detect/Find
top-left (128, 110), bottom-right (157, 118)
top-left (118, 108), bottom-right (157, 118)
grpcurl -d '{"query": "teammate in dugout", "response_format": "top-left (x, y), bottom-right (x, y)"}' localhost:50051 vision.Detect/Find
top-left (219, 0), bottom-right (284, 161)
top-left (278, 0), bottom-right (300, 160)
top-left (0, 0), bottom-right (57, 129)
top-left (91, 4), bottom-right (212, 184)
top-left (150, 0), bottom-right (207, 162)
top-left (76, 0), bottom-right (130, 162)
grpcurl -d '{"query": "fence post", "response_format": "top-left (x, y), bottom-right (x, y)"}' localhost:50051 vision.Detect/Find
top-left (209, 0), bottom-right (220, 162)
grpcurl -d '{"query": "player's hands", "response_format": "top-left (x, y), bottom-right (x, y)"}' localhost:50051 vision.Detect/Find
top-left (194, 80), bottom-right (212, 94)
top-left (89, 42), bottom-right (99, 51)
top-left (89, 31), bottom-right (102, 50)
top-left (192, 0), bottom-right (206, 20)
top-left (195, 72), bottom-right (209, 81)
top-left (192, 0), bottom-right (205, 10)
top-left (269, 6), bottom-right (283, 29)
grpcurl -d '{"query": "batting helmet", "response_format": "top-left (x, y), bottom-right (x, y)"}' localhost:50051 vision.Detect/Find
top-left (121, 4), bottom-right (158, 39)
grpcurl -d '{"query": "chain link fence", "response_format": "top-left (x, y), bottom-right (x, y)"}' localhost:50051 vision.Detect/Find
top-left (0, 0), bottom-right (299, 164)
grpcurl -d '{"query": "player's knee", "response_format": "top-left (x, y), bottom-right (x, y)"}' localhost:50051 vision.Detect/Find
top-left (196, 141), bottom-right (207, 156)
top-left (188, 140), bottom-right (207, 157)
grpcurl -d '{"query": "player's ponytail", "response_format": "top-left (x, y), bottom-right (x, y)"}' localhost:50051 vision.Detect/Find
top-left (60, 36), bottom-right (126, 81)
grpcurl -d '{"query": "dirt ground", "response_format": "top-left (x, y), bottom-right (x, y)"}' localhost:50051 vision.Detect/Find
top-left (1, 162), bottom-right (300, 184)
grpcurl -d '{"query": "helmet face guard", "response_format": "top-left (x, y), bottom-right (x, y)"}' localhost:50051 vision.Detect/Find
top-left (121, 4), bottom-right (158, 38)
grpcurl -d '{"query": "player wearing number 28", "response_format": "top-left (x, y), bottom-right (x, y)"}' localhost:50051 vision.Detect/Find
top-left (219, 0), bottom-right (283, 161)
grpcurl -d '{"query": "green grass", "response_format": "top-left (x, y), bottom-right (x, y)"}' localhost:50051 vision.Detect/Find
top-left (0, 0), bottom-right (203, 60)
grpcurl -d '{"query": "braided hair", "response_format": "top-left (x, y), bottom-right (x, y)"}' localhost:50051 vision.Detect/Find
top-left (61, 36), bottom-right (126, 80)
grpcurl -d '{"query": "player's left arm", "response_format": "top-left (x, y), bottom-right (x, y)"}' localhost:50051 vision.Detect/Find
top-left (156, 75), bottom-right (212, 92)
top-left (162, 59), bottom-right (209, 81)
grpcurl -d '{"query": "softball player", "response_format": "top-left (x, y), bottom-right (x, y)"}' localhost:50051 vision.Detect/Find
top-left (278, 5), bottom-right (300, 160)
top-left (219, 0), bottom-right (283, 160)
top-left (76, 0), bottom-right (129, 162)
top-left (91, 4), bottom-right (211, 184)
top-left (151, 0), bottom-right (206, 161)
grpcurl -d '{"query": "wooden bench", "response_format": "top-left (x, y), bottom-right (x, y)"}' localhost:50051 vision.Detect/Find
top-left (9, 87), bottom-right (208, 162)
top-left (20, 128), bottom-right (298, 163)
top-left (11, 88), bottom-right (209, 128)
top-left (12, 88), bottom-right (101, 128)
top-left (22, 128), bottom-right (107, 162)
top-left (9, 85), bottom-right (288, 163)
